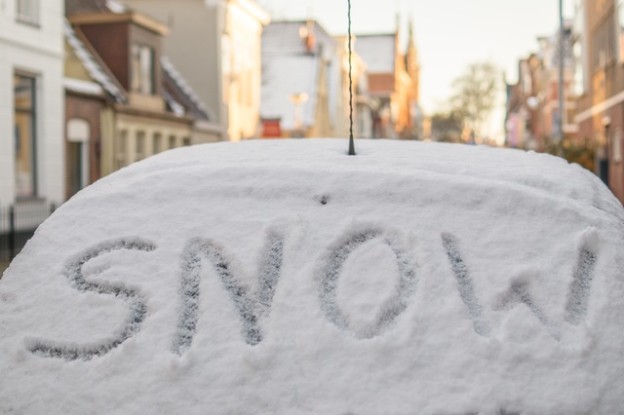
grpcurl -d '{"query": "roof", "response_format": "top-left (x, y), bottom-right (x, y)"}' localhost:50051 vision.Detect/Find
top-left (65, 0), bottom-right (126, 15)
top-left (161, 57), bottom-right (212, 121)
top-left (63, 19), bottom-right (126, 103)
top-left (65, 13), bottom-right (210, 121)
top-left (355, 34), bottom-right (396, 74)
top-left (263, 20), bottom-right (337, 59)
top-left (66, 0), bottom-right (168, 35)
top-left (367, 73), bottom-right (395, 96)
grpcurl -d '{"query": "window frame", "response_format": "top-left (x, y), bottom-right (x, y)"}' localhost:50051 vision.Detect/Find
top-left (15, 0), bottom-right (40, 26)
top-left (13, 72), bottom-right (38, 199)
top-left (115, 130), bottom-right (128, 169)
top-left (135, 131), bottom-right (146, 161)
top-left (131, 44), bottom-right (156, 95)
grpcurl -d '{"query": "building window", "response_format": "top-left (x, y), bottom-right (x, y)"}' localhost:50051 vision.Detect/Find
top-left (115, 130), bottom-right (127, 169)
top-left (136, 131), bottom-right (146, 160)
top-left (16, 0), bottom-right (39, 25)
top-left (153, 133), bottom-right (162, 154)
top-left (182, 137), bottom-right (191, 146)
top-left (573, 41), bottom-right (584, 96)
top-left (131, 44), bottom-right (155, 95)
top-left (614, 129), bottom-right (623, 163)
top-left (221, 34), bottom-right (232, 103)
top-left (14, 74), bottom-right (37, 198)
top-left (66, 119), bottom-right (90, 198)
top-left (168, 135), bottom-right (176, 149)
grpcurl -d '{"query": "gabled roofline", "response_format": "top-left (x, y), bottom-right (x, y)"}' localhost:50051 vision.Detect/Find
top-left (68, 12), bottom-right (169, 35)
top-left (161, 56), bottom-right (214, 121)
top-left (266, 19), bottom-right (336, 46)
top-left (63, 19), bottom-right (127, 103)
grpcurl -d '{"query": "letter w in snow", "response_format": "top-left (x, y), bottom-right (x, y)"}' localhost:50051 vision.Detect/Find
top-left (441, 230), bottom-right (599, 340)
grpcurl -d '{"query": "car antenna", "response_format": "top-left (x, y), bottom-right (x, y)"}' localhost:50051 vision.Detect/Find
top-left (347, 0), bottom-right (356, 156)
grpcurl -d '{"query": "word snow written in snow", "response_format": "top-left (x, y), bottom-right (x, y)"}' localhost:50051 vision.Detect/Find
top-left (26, 225), bottom-right (599, 361)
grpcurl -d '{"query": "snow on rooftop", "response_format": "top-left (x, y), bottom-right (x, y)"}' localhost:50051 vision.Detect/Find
top-left (162, 90), bottom-right (186, 117)
top-left (161, 57), bottom-right (212, 120)
top-left (1, 139), bottom-right (624, 414)
top-left (64, 19), bottom-right (126, 103)
top-left (263, 20), bottom-right (336, 58)
top-left (356, 34), bottom-right (396, 74)
top-left (63, 77), bottom-right (104, 96)
top-left (105, 0), bottom-right (126, 13)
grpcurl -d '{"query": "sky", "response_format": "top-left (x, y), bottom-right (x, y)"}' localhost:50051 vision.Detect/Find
top-left (256, 0), bottom-right (576, 141)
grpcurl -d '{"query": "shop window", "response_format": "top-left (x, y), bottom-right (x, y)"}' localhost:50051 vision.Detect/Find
top-left (67, 119), bottom-right (90, 197)
top-left (14, 73), bottom-right (37, 198)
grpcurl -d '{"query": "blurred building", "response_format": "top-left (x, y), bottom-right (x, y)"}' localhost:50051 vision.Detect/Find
top-left (354, 18), bottom-right (422, 139)
top-left (537, 23), bottom-right (579, 144)
top-left (260, 20), bottom-right (341, 138)
top-left (64, 0), bottom-right (221, 198)
top-left (505, 21), bottom-right (577, 152)
top-left (63, 19), bottom-right (124, 199)
top-left (335, 35), bottom-right (373, 139)
top-left (0, 0), bottom-right (65, 206)
top-left (505, 54), bottom-right (546, 150)
top-left (123, 0), bottom-right (269, 141)
top-left (574, 0), bottom-right (624, 201)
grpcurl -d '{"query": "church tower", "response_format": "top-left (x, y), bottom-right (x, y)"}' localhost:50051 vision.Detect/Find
top-left (406, 17), bottom-right (421, 104)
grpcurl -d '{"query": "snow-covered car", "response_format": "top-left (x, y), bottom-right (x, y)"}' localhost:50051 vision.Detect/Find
top-left (1, 139), bottom-right (623, 414)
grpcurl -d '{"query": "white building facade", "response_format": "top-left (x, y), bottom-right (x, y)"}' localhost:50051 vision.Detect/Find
top-left (0, 0), bottom-right (64, 205)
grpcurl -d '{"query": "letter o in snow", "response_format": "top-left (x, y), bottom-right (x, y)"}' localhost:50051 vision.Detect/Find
top-left (317, 228), bottom-right (417, 339)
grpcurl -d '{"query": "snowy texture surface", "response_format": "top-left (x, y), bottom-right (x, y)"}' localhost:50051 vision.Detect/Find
top-left (1, 139), bottom-right (624, 414)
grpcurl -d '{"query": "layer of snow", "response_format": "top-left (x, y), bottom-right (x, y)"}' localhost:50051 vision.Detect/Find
top-left (161, 56), bottom-right (212, 120)
top-left (64, 20), bottom-right (126, 103)
top-left (162, 90), bottom-right (186, 117)
top-left (106, 0), bottom-right (127, 14)
top-left (262, 21), bottom-right (337, 60)
top-left (63, 77), bottom-right (104, 96)
top-left (1, 139), bottom-right (624, 414)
